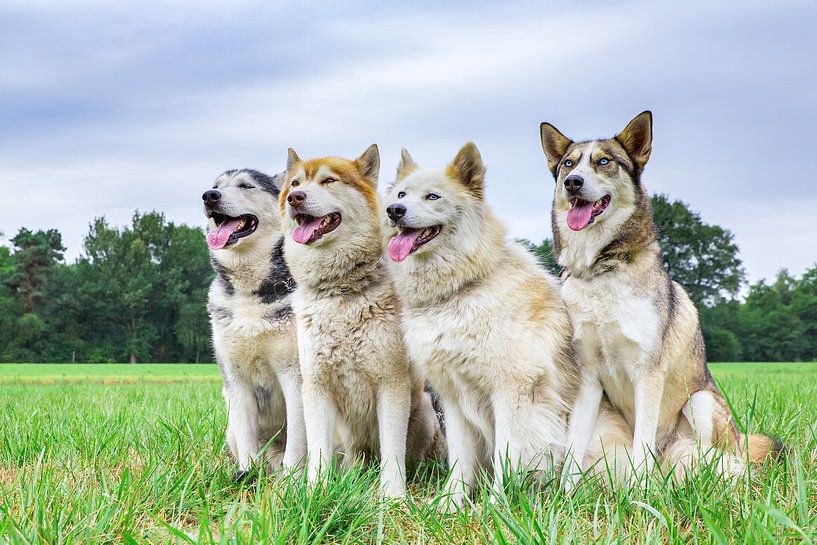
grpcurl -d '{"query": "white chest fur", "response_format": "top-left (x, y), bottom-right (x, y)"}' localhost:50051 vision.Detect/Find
top-left (561, 272), bottom-right (660, 388)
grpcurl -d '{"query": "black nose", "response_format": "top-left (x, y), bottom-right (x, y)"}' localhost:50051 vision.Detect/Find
top-left (287, 190), bottom-right (306, 206)
top-left (202, 190), bottom-right (221, 204)
top-left (386, 203), bottom-right (406, 221)
top-left (564, 175), bottom-right (584, 193)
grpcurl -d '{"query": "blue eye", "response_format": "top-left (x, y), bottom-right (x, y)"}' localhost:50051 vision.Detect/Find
top-left (599, 158), bottom-right (610, 165)
top-left (564, 159), bottom-right (573, 167)
top-left (397, 191), bottom-right (406, 198)
top-left (426, 193), bottom-right (440, 200)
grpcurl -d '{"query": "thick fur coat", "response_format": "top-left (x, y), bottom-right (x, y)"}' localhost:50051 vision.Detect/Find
top-left (205, 169), bottom-right (306, 476)
top-left (540, 112), bottom-right (781, 489)
top-left (279, 145), bottom-right (443, 498)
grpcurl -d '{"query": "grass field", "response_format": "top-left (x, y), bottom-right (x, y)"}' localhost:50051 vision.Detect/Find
top-left (0, 363), bottom-right (815, 544)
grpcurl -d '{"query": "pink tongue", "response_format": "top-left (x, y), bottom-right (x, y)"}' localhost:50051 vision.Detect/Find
top-left (387, 230), bottom-right (424, 262)
top-left (292, 216), bottom-right (325, 244)
top-left (567, 203), bottom-right (594, 231)
top-left (206, 219), bottom-right (242, 249)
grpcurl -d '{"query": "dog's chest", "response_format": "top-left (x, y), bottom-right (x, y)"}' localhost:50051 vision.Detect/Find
top-left (402, 298), bottom-right (497, 392)
top-left (561, 273), bottom-right (660, 373)
top-left (209, 288), bottom-right (294, 378)
top-left (294, 288), bottom-right (402, 386)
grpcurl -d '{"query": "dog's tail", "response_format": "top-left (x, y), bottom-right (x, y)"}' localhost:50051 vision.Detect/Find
top-left (744, 433), bottom-right (785, 463)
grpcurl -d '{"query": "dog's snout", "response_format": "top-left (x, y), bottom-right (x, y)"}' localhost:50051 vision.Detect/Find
top-left (386, 203), bottom-right (407, 221)
top-left (564, 175), bottom-right (584, 193)
top-left (202, 190), bottom-right (221, 204)
top-left (287, 190), bottom-right (306, 206)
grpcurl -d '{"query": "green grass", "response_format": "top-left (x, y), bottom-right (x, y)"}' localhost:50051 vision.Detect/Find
top-left (0, 363), bottom-right (222, 384)
top-left (0, 363), bottom-right (815, 544)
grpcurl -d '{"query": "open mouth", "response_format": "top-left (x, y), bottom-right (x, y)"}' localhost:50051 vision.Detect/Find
top-left (292, 213), bottom-right (342, 244)
top-left (206, 213), bottom-right (258, 249)
top-left (387, 225), bottom-right (442, 262)
top-left (566, 195), bottom-right (610, 232)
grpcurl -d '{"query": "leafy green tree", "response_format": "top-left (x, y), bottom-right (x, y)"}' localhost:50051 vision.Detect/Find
top-left (699, 300), bottom-right (744, 361)
top-left (737, 270), bottom-right (807, 361)
top-left (791, 266), bottom-right (817, 359)
top-left (77, 213), bottom-right (177, 362)
top-left (652, 194), bottom-right (745, 307)
top-left (74, 212), bottom-right (212, 363)
top-left (516, 238), bottom-right (560, 276)
top-left (6, 228), bottom-right (65, 313)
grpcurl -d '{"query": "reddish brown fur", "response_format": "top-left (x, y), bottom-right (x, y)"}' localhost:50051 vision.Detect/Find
top-left (444, 142), bottom-right (485, 199)
top-left (279, 156), bottom-right (380, 216)
top-left (745, 433), bottom-right (785, 462)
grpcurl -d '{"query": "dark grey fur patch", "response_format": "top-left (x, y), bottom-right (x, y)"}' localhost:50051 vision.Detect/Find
top-left (255, 385), bottom-right (272, 413)
top-left (210, 256), bottom-right (235, 295)
top-left (254, 237), bottom-right (297, 304)
top-left (210, 305), bottom-right (233, 323)
top-left (221, 168), bottom-right (282, 196)
top-left (264, 305), bottom-right (294, 323)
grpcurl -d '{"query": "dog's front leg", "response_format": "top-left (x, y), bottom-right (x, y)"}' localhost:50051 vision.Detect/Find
top-left (630, 369), bottom-right (665, 480)
top-left (439, 398), bottom-right (479, 512)
top-left (228, 380), bottom-right (260, 475)
top-left (302, 382), bottom-right (337, 485)
top-left (279, 367), bottom-right (307, 470)
top-left (490, 391), bottom-right (523, 501)
top-left (377, 379), bottom-right (410, 498)
top-left (562, 377), bottom-right (603, 492)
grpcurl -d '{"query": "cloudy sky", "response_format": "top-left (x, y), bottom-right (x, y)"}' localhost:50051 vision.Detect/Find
top-left (2, 0), bottom-right (815, 284)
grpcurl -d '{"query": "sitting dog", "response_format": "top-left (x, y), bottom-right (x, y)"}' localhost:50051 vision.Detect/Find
top-left (539, 112), bottom-right (782, 489)
top-left (279, 146), bottom-right (443, 498)
top-left (204, 168), bottom-right (306, 479)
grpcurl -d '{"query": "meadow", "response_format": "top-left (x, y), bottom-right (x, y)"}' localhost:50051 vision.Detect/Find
top-left (0, 362), bottom-right (815, 544)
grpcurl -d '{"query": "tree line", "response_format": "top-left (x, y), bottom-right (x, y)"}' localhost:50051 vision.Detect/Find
top-left (0, 213), bottom-right (212, 363)
top-left (0, 197), bottom-right (814, 363)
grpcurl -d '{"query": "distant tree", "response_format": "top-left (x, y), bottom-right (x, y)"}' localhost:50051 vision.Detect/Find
top-left (516, 238), bottom-right (560, 276)
top-left (6, 228), bottom-right (65, 313)
top-left (651, 194), bottom-right (745, 307)
top-left (161, 224), bottom-right (213, 363)
top-left (74, 212), bottom-right (213, 363)
top-left (791, 266), bottom-right (817, 359)
top-left (737, 270), bottom-right (808, 361)
top-left (699, 300), bottom-right (744, 361)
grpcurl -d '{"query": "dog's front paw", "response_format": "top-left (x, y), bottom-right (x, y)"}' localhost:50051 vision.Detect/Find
top-left (561, 460), bottom-right (583, 494)
top-left (380, 480), bottom-right (406, 500)
top-left (435, 489), bottom-right (466, 514)
top-left (232, 469), bottom-right (257, 484)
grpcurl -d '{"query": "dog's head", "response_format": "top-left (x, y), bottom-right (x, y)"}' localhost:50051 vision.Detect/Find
top-left (279, 144), bottom-right (380, 247)
top-left (540, 111), bottom-right (652, 233)
top-left (383, 143), bottom-right (485, 263)
top-left (203, 169), bottom-right (284, 251)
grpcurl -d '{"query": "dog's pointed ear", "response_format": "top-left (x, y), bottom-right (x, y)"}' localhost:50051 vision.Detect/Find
top-left (539, 122), bottom-right (572, 177)
top-left (446, 142), bottom-right (484, 199)
top-left (286, 148), bottom-right (301, 175)
top-left (355, 144), bottom-right (380, 187)
top-left (271, 171), bottom-right (287, 191)
top-left (396, 148), bottom-right (417, 181)
top-left (616, 111), bottom-right (653, 169)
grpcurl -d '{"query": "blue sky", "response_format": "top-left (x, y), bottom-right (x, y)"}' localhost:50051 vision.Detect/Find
top-left (2, 0), bottom-right (815, 284)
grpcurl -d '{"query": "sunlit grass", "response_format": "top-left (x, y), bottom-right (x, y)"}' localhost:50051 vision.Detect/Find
top-left (0, 363), bottom-right (815, 544)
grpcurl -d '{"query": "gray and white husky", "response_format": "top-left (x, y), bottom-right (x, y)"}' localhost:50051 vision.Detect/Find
top-left (539, 112), bottom-right (781, 489)
top-left (204, 168), bottom-right (306, 479)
